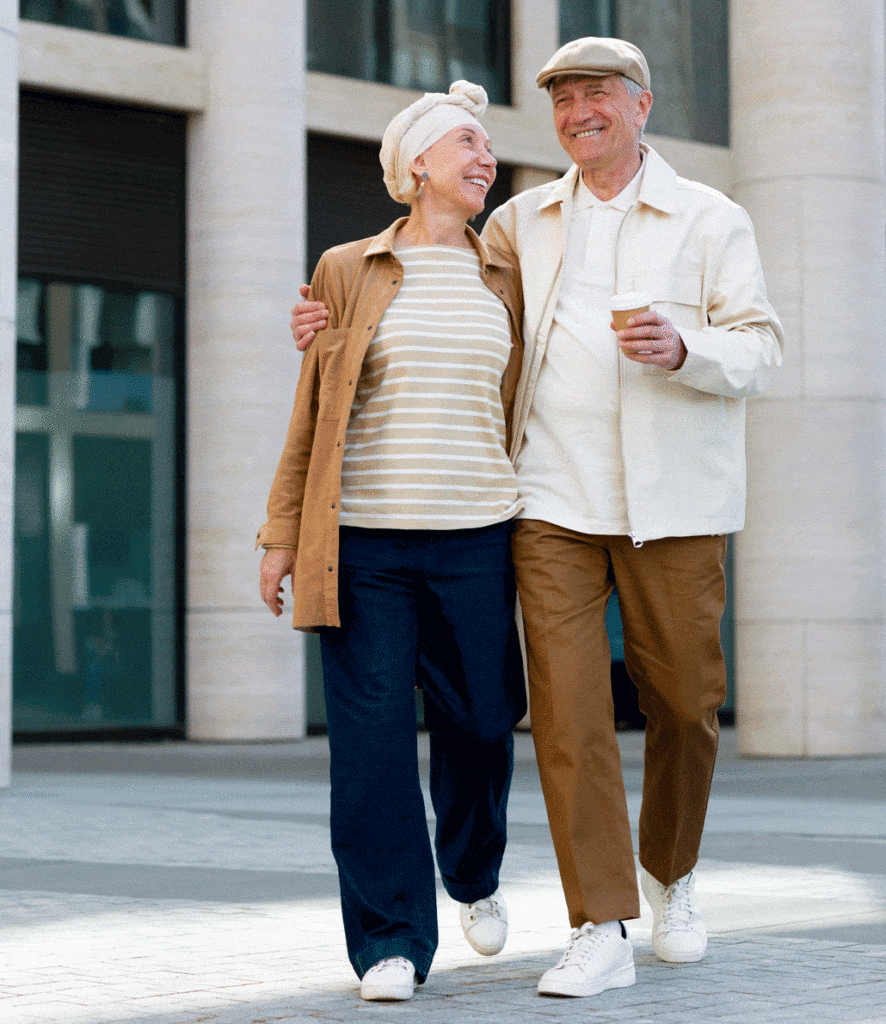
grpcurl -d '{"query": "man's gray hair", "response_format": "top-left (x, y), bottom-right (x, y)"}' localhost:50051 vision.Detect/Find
top-left (620, 75), bottom-right (645, 98)
top-left (620, 75), bottom-right (647, 136)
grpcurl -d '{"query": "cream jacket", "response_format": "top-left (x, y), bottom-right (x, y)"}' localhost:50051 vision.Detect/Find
top-left (483, 144), bottom-right (784, 542)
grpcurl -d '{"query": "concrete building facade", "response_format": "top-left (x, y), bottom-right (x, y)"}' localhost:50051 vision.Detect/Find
top-left (1, 0), bottom-right (884, 779)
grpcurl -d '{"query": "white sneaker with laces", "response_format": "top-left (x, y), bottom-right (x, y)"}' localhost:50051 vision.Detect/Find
top-left (640, 868), bottom-right (708, 963)
top-left (459, 888), bottom-right (508, 955)
top-left (537, 920), bottom-right (635, 997)
top-left (359, 956), bottom-right (417, 1001)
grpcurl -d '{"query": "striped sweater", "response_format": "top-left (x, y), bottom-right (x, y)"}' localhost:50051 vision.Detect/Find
top-left (339, 246), bottom-right (521, 529)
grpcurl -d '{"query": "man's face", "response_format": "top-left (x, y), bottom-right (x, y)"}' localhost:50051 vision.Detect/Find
top-left (549, 74), bottom-right (651, 175)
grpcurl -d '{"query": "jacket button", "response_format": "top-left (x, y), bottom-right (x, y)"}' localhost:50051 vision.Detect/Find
top-left (327, 566), bottom-right (334, 572)
top-left (331, 503), bottom-right (336, 508)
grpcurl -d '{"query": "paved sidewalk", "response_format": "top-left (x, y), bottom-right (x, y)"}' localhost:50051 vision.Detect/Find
top-left (2, 728), bottom-right (885, 1023)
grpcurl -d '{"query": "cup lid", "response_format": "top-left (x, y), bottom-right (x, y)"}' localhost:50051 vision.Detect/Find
top-left (610, 291), bottom-right (652, 310)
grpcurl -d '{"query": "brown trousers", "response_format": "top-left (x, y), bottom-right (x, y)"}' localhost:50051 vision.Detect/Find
top-left (511, 520), bottom-right (727, 927)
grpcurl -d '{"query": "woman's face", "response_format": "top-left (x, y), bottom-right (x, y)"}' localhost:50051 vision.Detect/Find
top-left (412, 125), bottom-right (497, 218)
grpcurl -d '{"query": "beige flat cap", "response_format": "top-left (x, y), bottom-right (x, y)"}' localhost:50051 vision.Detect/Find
top-left (536, 37), bottom-right (650, 91)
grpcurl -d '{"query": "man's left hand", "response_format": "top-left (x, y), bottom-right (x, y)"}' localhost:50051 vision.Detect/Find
top-left (614, 310), bottom-right (687, 370)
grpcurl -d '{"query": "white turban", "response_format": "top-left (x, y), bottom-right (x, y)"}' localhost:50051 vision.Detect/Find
top-left (380, 80), bottom-right (489, 205)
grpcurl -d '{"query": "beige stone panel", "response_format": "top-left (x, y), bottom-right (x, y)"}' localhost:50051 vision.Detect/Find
top-left (187, 611), bottom-right (305, 740)
top-left (512, 166), bottom-right (560, 195)
top-left (731, 179), bottom-right (804, 399)
top-left (18, 21), bottom-right (207, 112)
top-left (805, 622), bottom-right (886, 755)
top-left (731, 1), bottom-right (884, 182)
top-left (189, 529), bottom-right (274, 610)
top-left (801, 180), bottom-right (886, 397)
top-left (511, 0), bottom-right (559, 113)
top-left (734, 620), bottom-right (806, 757)
top-left (643, 136), bottom-right (732, 195)
top-left (739, 399), bottom-right (886, 623)
top-left (186, 0), bottom-right (306, 738)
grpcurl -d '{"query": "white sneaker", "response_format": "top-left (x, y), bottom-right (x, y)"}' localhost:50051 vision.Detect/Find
top-left (360, 957), bottom-right (416, 1001)
top-left (537, 921), bottom-right (635, 997)
top-left (459, 889), bottom-right (508, 955)
top-left (641, 868), bottom-right (708, 963)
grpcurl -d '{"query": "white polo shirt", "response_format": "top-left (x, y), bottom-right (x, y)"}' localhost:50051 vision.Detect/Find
top-left (515, 158), bottom-right (645, 534)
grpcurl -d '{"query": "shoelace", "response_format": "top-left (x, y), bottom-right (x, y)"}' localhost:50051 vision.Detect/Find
top-left (465, 895), bottom-right (503, 923)
top-left (659, 878), bottom-right (694, 929)
top-left (366, 956), bottom-right (411, 974)
top-left (556, 924), bottom-right (608, 967)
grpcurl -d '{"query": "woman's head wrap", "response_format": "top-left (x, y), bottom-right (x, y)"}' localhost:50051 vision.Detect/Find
top-left (380, 80), bottom-right (489, 205)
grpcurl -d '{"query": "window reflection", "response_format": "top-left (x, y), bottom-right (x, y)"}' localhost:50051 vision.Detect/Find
top-left (17, 280), bottom-right (174, 413)
top-left (20, 0), bottom-right (181, 46)
top-left (308, 0), bottom-right (511, 106)
top-left (13, 278), bottom-right (179, 733)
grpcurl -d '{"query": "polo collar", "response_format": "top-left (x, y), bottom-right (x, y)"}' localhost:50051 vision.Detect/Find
top-left (536, 143), bottom-right (679, 216)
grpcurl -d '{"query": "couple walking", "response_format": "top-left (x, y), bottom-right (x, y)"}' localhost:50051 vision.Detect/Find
top-left (258, 36), bottom-right (783, 1003)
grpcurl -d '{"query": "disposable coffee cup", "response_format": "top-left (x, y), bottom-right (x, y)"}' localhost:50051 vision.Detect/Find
top-left (610, 291), bottom-right (652, 332)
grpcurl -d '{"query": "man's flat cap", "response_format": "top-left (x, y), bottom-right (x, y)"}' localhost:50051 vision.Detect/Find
top-left (536, 37), bottom-right (651, 92)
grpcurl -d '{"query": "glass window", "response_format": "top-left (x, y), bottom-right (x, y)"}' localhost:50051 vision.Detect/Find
top-left (13, 278), bottom-right (181, 734)
top-left (308, 0), bottom-right (511, 106)
top-left (19, 0), bottom-right (183, 46)
top-left (558, 0), bottom-right (729, 145)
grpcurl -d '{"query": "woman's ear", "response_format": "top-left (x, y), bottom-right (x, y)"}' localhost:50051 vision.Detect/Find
top-left (409, 154), bottom-right (427, 191)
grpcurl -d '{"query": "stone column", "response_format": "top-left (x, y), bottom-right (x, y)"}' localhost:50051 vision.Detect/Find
top-left (0, 0), bottom-right (17, 786)
top-left (186, 0), bottom-right (307, 739)
top-left (731, 0), bottom-right (886, 754)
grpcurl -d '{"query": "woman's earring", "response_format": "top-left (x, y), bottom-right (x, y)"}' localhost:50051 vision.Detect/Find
top-left (417, 171), bottom-right (429, 198)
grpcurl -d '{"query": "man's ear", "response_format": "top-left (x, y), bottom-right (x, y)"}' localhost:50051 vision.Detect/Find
top-left (637, 90), bottom-right (653, 131)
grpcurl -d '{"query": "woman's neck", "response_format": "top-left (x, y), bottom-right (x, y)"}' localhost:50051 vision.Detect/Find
top-left (394, 204), bottom-right (473, 250)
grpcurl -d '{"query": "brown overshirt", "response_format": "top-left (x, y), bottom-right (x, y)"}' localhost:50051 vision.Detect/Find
top-left (256, 218), bottom-right (524, 630)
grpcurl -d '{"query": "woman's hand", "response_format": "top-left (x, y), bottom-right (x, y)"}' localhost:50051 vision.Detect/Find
top-left (291, 284), bottom-right (330, 351)
top-left (260, 548), bottom-right (297, 616)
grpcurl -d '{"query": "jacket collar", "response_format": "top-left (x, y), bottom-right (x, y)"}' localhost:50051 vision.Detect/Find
top-left (363, 217), bottom-right (510, 271)
top-left (536, 143), bottom-right (679, 216)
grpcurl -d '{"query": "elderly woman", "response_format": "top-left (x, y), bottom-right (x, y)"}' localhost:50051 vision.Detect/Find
top-left (257, 82), bottom-right (526, 1002)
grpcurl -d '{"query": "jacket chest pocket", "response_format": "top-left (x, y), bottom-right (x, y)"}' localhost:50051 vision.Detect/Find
top-left (638, 270), bottom-right (706, 331)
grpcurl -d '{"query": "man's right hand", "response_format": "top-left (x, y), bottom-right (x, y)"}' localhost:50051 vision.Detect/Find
top-left (291, 284), bottom-right (330, 351)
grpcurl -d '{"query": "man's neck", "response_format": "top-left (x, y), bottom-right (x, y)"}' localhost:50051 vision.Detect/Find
top-left (581, 150), bottom-right (643, 203)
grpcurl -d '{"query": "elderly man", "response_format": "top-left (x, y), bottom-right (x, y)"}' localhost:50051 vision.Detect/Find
top-left (291, 37), bottom-right (783, 998)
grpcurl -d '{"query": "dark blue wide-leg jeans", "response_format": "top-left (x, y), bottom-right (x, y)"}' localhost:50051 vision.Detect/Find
top-left (318, 521), bottom-right (526, 982)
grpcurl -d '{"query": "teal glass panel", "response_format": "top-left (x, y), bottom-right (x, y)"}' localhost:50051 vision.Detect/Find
top-left (308, 0), bottom-right (511, 106)
top-left (13, 279), bottom-right (180, 734)
top-left (19, 0), bottom-right (181, 45)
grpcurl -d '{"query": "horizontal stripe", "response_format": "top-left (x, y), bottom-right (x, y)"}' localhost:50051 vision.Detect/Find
top-left (343, 452), bottom-right (510, 464)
